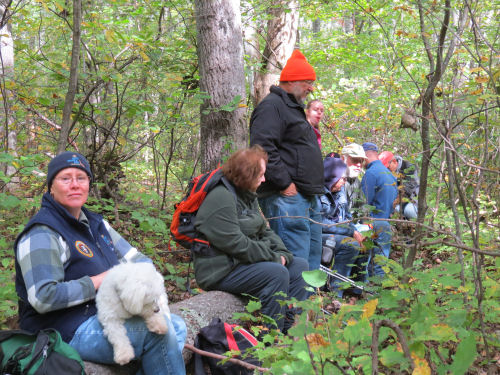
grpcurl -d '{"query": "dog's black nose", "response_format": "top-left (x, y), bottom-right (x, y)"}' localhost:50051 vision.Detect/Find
top-left (154, 307), bottom-right (160, 313)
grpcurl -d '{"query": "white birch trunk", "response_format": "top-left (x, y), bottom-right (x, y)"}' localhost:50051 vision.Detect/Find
top-left (252, 0), bottom-right (299, 106)
top-left (0, 1), bottom-right (17, 191)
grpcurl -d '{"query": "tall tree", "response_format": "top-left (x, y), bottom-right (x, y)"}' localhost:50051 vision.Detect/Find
top-left (404, 0), bottom-right (467, 269)
top-left (252, 0), bottom-right (298, 106)
top-left (57, 0), bottom-right (82, 153)
top-left (194, 0), bottom-right (247, 171)
top-left (0, 0), bottom-right (17, 190)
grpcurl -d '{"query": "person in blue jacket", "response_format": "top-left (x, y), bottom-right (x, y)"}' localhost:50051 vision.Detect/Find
top-left (361, 143), bottom-right (398, 277)
top-left (319, 157), bottom-right (369, 297)
top-left (14, 151), bottom-right (186, 375)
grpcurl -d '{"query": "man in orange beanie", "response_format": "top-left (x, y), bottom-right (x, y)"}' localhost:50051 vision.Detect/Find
top-left (250, 49), bottom-right (323, 270)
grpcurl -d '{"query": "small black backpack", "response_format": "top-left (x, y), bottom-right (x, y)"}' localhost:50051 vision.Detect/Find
top-left (194, 318), bottom-right (261, 375)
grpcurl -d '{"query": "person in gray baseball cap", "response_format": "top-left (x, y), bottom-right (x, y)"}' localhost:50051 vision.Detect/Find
top-left (340, 143), bottom-right (367, 211)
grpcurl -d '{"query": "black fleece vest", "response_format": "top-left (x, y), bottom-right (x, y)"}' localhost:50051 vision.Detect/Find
top-left (14, 193), bottom-right (119, 342)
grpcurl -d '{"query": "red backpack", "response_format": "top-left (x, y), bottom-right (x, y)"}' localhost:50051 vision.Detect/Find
top-left (170, 168), bottom-right (236, 255)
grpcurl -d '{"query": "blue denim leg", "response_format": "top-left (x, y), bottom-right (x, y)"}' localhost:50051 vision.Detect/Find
top-left (370, 220), bottom-right (392, 277)
top-left (69, 314), bottom-right (186, 375)
top-left (213, 258), bottom-right (308, 331)
top-left (327, 235), bottom-right (357, 297)
top-left (309, 196), bottom-right (323, 270)
top-left (259, 193), bottom-right (322, 270)
top-left (404, 202), bottom-right (418, 219)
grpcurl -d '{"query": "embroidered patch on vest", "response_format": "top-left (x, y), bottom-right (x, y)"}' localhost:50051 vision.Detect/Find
top-left (75, 241), bottom-right (94, 257)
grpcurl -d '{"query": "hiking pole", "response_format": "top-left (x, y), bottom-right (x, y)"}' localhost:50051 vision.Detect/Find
top-left (319, 265), bottom-right (374, 295)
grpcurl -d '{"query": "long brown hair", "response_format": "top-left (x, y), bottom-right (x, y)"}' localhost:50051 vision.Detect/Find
top-left (222, 145), bottom-right (268, 190)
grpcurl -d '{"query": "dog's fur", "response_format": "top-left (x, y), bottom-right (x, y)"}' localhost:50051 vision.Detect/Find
top-left (96, 262), bottom-right (171, 365)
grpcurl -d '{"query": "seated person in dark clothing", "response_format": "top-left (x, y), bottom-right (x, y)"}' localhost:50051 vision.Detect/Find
top-left (193, 145), bottom-right (309, 334)
top-left (394, 155), bottom-right (419, 219)
top-left (379, 151), bottom-right (419, 220)
top-left (319, 156), bottom-right (369, 297)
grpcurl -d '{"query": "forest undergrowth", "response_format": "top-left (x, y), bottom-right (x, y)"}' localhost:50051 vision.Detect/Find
top-left (1, 180), bottom-right (498, 374)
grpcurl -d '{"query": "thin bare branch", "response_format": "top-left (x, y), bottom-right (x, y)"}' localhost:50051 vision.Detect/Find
top-left (184, 343), bottom-right (270, 373)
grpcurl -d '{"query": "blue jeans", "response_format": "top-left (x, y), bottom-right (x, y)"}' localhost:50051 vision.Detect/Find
top-left (69, 313), bottom-right (186, 375)
top-left (259, 193), bottom-right (322, 270)
top-left (395, 202), bottom-right (418, 220)
top-left (370, 220), bottom-right (392, 277)
top-left (322, 234), bottom-right (368, 297)
top-left (213, 257), bottom-right (309, 332)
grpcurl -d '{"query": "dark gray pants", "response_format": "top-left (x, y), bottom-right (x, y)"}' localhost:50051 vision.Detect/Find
top-left (213, 257), bottom-right (309, 332)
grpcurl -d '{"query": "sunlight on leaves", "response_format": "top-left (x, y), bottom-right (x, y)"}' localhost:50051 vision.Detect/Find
top-left (362, 298), bottom-right (378, 319)
top-left (305, 333), bottom-right (329, 349)
top-left (411, 353), bottom-right (431, 375)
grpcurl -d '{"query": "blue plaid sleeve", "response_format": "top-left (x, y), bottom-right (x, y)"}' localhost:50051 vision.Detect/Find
top-left (16, 225), bottom-right (96, 314)
top-left (102, 220), bottom-right (152, 264)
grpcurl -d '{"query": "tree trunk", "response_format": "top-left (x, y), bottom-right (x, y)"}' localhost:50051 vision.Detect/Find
top-left (252, 0), bottom-right (299, 107)
top-left (405, 0), bottom-right (453, 269)
top-left (0, 0), bottom-right (17, 191)
top-left (57, 0), bottom-right (82, 153)
top-left (194, 0), bottom-right (247, 172)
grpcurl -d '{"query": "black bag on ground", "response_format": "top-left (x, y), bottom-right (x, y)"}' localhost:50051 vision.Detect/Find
top-left (194, 318), bottom-right (260, 375)
top-left (0, 328), bottom-right (84, 375)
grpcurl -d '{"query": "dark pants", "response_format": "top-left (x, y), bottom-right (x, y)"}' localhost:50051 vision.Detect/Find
top-left (213, 257), bottom-right (309, 332)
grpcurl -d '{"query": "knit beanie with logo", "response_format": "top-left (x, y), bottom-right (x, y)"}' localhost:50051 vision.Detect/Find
top-left (47, 151), bottom-right (93, 191)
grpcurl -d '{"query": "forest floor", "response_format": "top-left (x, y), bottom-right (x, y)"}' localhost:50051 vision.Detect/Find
top-left (2, 207), bottom-right (498, 374)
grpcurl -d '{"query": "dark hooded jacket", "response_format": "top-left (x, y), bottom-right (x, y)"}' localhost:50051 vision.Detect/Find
top-left (250, 85), bottom-right (323, 196)
top-left (193, 184), bottom-right (293, 290)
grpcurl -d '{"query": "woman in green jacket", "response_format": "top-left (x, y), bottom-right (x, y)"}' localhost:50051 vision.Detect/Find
top-left (194, 145), bottom-right (309, 333)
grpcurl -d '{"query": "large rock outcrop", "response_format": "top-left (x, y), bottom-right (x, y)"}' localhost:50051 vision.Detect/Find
top-left (84, 291), bottom-right (247, 374)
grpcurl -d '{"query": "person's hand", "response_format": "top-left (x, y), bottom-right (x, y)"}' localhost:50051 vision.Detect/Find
top-left (280, 182), bottom-right (297, 197)
top-left (280, 256), bottom-right (287, 266)
top-left (90, 270), bottom-right (109, 290)
top-left (353, 231), bottom-right (366, 251)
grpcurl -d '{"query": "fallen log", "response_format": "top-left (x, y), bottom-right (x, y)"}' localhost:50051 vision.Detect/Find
top-left (84, 290), bottom-right (247, 374)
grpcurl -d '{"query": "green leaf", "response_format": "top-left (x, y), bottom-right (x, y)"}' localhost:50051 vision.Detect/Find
top-left (447, 334), bottom-right (477, 374)
top-left (379, 346), bottom-right (406, 367)
top-left (302, 269), bottom-right (327, 288)
top-left (0, 194), bottom-right (21, 209)
top-left (245, 299), bottom-right (262, 313)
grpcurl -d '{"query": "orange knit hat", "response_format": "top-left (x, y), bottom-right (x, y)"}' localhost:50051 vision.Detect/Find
top-left (280, 50), bottom-right (316, 82)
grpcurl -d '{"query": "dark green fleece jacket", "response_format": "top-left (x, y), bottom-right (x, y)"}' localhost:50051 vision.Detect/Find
top-left (193, 184), bottom-right (293, 290)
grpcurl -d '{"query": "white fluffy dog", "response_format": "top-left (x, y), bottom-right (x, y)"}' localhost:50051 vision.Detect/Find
top-left (96, 262), bottom-right (171, 365)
